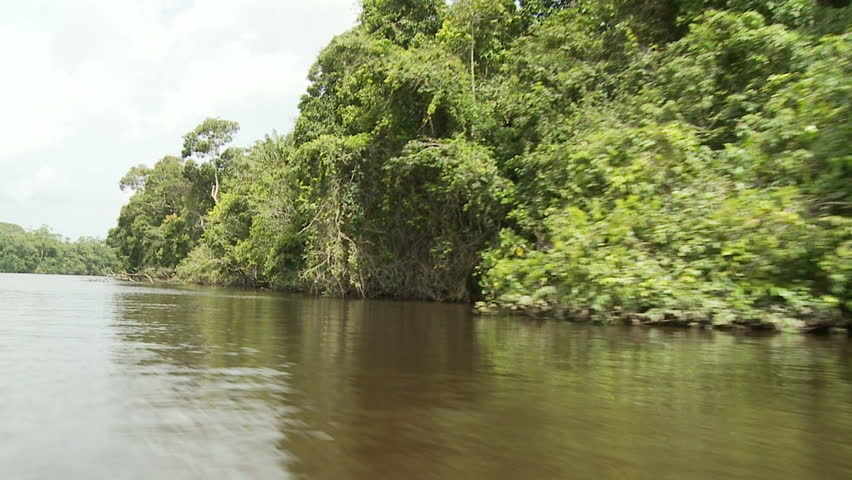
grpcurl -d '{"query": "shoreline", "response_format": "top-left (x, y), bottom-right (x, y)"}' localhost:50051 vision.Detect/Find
top-left (475, 301), bottom-right (851, 335)
top-left (109, 272), bottom-right (850, 336)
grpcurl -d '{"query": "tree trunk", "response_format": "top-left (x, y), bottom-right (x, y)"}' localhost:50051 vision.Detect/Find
top-left (470, 21), bottom-right (476, 101)
top-left (211, 168), bottom-right (220, 205)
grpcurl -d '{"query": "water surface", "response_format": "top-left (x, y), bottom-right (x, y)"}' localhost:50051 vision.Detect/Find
top-left (1, 273), bottom-right (850, 479)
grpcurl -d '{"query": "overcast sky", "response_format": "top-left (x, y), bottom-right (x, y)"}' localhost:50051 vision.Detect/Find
top-left (0, 0), bottom-right (360, 239)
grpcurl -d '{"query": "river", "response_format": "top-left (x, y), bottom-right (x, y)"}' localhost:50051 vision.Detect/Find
top-left (0, 273), bottom-right (850, 479)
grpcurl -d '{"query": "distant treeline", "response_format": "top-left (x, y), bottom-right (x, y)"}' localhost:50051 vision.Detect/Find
top-left (108, 0), bottom-right (850, 330)
top-left (0, 222), bottom-right (117, 276)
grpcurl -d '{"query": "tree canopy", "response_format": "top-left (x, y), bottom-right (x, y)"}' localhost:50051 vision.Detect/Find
top-left (0, 223), bottom-right (117, 276)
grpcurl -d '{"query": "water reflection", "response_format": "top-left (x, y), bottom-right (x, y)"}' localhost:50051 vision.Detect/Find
top-left (1, 274), bottom-right (850, 479)
top-left (110, 286), bottom-right (294, 478)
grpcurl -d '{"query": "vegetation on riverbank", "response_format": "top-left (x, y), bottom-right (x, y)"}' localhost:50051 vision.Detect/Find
top-left (108, 0), bottom-right (851, 331)
top-left (0, 222), bottom-right (117, 276)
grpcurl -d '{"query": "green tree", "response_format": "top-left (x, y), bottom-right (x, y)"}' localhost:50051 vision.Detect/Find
top-left (107, 0), bottom-right (851, 330)
top-left (181, 118), bottom-right (240, 205)
top-left (438, 0), bottom-right (519, 99)
top-left (360, 0), bottom-right (444, 47)
top-left (0, 223), bottom-right (117, 275)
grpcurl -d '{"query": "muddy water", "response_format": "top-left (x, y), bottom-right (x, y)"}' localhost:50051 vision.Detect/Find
top-left (1, 273), bottom-right (850, 479)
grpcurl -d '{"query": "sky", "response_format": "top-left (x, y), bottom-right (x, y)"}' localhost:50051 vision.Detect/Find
top-left (0, 0), bottom-right (360, 239)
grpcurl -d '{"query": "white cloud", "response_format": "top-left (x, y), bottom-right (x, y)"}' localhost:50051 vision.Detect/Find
top-left (0, 0), bottom-right (360, 238)
top-left (4, 165), bottom-right (61, 203)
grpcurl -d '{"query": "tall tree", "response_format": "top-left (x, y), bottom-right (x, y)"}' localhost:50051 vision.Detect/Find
top-left (181, 118), bottom-right (240, 205)
top-left (438, 0), bottom-right (519, 99)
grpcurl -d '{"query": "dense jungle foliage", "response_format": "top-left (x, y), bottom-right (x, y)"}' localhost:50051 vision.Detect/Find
top-left (108, 0), bottom-right (851, 330)
top-left (0, 222), bottom-right (117, 275)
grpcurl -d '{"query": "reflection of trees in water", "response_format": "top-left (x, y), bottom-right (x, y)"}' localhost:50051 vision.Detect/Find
top-left (113, 287), bottom-right (294, 367)
top-left (278, 298), bottom-right (484, 479)
top-left (472, 322), bottom-right (852, 479)
top-left (108, 286), bottom-right (302, 477)
top-left (110, 286), bottom-right (852, 479)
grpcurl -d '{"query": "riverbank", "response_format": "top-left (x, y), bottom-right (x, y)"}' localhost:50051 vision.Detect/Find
top-left (105, 4), bottom-right (852, 332)
top-left (110, 271), bottom-right (849, 335)
top-left (476, 300), bottom-right (851, 335)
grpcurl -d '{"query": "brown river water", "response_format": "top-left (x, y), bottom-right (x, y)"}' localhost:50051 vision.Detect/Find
top-left (0, 273), bottom-right (850, 479)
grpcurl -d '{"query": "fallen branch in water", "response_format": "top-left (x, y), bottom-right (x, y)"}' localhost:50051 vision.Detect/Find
top-left (111, 272), bottom-right (158, 284)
